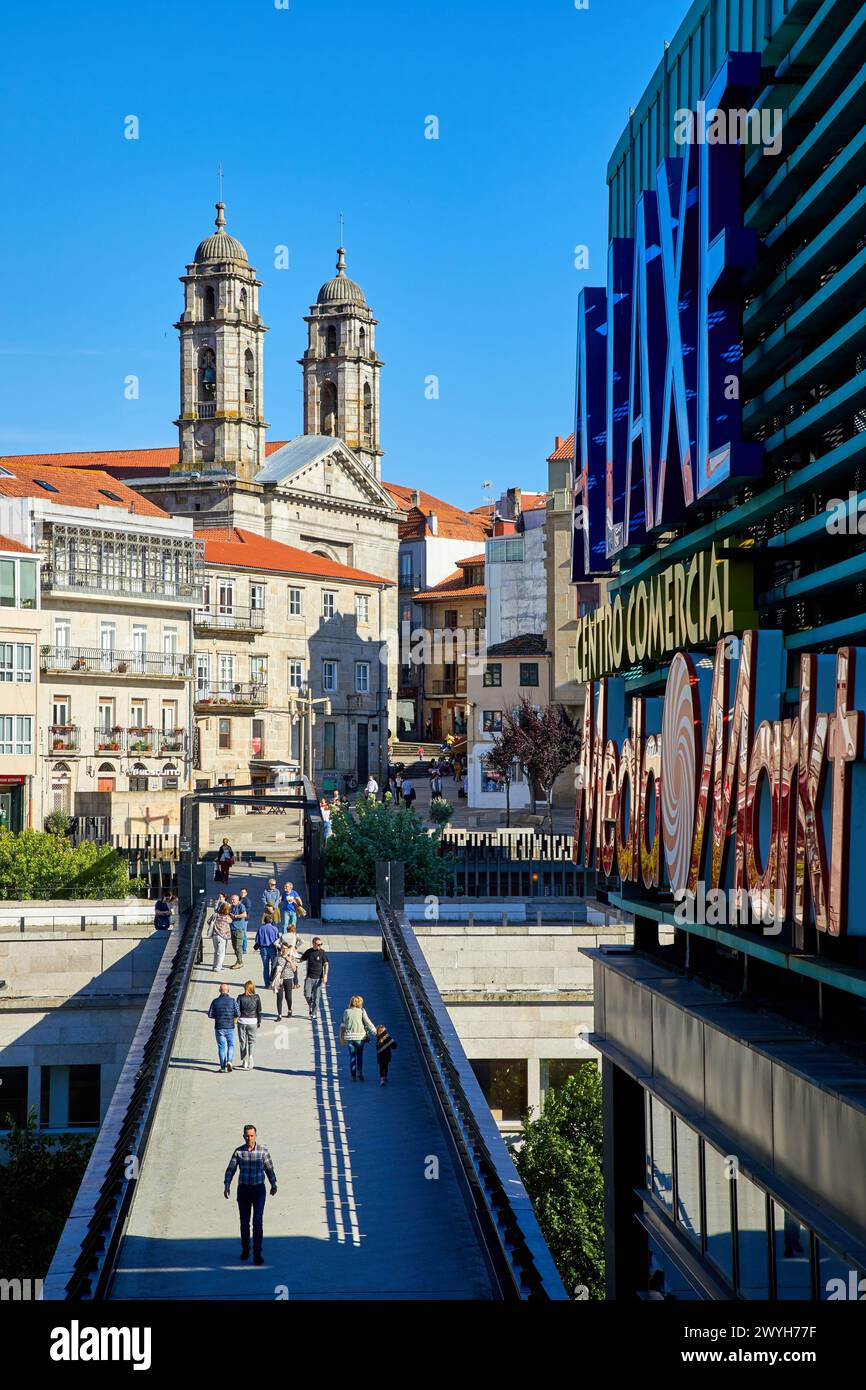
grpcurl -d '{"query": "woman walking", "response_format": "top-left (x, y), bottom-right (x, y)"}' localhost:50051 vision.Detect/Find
top-left (270, 943), bottom-right (299, 1020)
top-left (215, 837), bottom-right (235, 886)
top-left (254, 905), bottom-right (280, 990)
top-left (339, 994), bottom-right (377, 1082)
top-left (236, 980), bottom-right (262, 1069)
top-left (210, 902), bottom-right (232, 972)
top-left (279, 881), bottom-right (303, 934)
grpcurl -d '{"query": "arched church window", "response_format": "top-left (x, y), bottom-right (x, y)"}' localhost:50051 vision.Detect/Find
top-left (244, 349), bottom-right (255, 405)
top-left (199, 348), bottom-right (216, 401)
top-left (326, 325), bottom-right (338, 356)
top-left (363, 382), bottom-right (373, 444)
top-left (239, 288), bottom-right (247, 319)
top-left (204, 286), bottom-right (216, 320)
top-left (359, 327), bottom-right (367, 358)
top-left (320, 380), bottom-right (337, 437)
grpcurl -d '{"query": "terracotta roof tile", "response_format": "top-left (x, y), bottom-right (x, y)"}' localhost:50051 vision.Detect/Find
top-left (547, 433), bottom-right (574, 463)
top-left (0, 534), bottom-right (36, 554)
top-left (0, 463), bottom-right (168, 517)
top-left (195, 527), bottom-right (392, 585)
top-left (415, 567), bottom-right (487, 602)
top-left (456, 552), bottom-right (485, 566)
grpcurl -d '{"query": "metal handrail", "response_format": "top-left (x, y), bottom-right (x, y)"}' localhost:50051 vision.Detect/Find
top-left (44, 901), bottom-right (206, 1299)
top-left (375, 894), bottom-right (568, 1301)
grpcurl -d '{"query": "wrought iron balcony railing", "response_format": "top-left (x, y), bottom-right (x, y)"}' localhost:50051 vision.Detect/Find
top-left (41, 646), bottom-right (193, 679)
top-left (194, 606), bottom-right (265, 632)
top-left (194, 683), bottom-right (268, 708)
top-left (48, 725), bottom-right (80, 753)
top-left (94, 728), bottom-right (125, 754)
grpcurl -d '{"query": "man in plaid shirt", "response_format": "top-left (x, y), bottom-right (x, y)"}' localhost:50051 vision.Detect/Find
top-left (224, 1124), bottom-right (278, 1265)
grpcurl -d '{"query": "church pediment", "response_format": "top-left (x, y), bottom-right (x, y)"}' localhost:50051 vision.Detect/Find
top-left (256, 435), bottom-right (396, 511)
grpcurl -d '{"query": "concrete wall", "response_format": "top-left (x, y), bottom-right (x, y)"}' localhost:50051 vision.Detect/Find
top-left (486, 521), bottom-right (547, 646)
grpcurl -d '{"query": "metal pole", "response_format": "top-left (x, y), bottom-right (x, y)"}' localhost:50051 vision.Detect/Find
top-left (307, 701), bottom-right (314, 788)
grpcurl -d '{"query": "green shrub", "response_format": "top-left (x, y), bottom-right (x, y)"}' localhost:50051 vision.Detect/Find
top-left (428, 798), bottom-right (454, 827)
top-left (45, 809), bottom-right (71, 838)
top-left (515, 1066), bottom-right (605, 1299)
top-left (0, 829), bottom-right (134, 900)
top-left (325, 797), bottom-right (453, 898)
top-left (0, 1110), bottom-right (94, 1279)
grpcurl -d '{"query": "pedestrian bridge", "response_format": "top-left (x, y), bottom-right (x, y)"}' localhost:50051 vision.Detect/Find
top-left (45, 860), bottom-right (564, 1302)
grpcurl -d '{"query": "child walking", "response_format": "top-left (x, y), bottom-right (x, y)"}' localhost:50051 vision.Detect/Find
top-left (376, 1024), bottom-right (398, 1086)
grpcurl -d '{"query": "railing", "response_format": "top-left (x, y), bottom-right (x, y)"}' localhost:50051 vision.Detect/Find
top-left (94, 727), bottom-right (125, 754)
top-left (194, 683), bottom-right (268, 707)
top-left (194, 606), bottom-right (265, 632)
top-left (431, 678), bottom-right (460, 695)
top-left (375, 894), bottom-right (567, 1300)
top-left (41, 572), bottom-right (200, 602)
top-left (243, 404), bottom-right (257, 421)
top-left (41, 646), bottom-right (193, 679)
top-left (197, 400), bottom-right (215, 417)
top-left (126, 726), bottom-right (157, 755)
top-left (439, 829), bottom-right (596, 898)
top-left (48, 724), bottom-right (79, 753)
top-left (399, 574), bottom-right (422, 592)
top-left (158, 729), bottom-right (186, 755)
top-left (43, 899), bottom-right (206, 1299)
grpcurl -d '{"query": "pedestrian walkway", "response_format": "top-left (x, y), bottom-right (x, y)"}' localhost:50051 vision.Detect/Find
top-left (109, 861), bottom-right (496, 1300)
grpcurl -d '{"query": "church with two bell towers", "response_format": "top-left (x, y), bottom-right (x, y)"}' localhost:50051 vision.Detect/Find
top-left (131, 201), bottom-right (401, 719)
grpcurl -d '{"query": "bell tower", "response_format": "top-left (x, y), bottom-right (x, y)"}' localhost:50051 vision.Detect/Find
top-left (175, 202), bottom-right (267, 485)
top-left (300, 247), bottom-right (383, 477)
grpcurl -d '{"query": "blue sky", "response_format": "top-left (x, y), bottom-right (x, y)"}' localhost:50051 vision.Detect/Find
top-left (0, 0), bottom-right (688, 510)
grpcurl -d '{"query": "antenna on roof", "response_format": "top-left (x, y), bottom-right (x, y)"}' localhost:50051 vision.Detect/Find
top-left (339, 210), bottom-right (345, 247)
top-left (218, 161), bottom-right (224, 202)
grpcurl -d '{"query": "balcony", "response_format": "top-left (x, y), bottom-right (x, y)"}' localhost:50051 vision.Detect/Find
top-left (41, 570), bottom-right (201, 602)
top-left (94, 728), bottom-right (125, 754)
top-left (399, 574), bottom-right (422, 593)
top-left (194, 606), bottom-right (265, 634)
top-left (126, 726), bottom-right (157, 755)
top-left (243, 404), bottom-right (257, 421)
top-left (41, 646), bottom-right (194, 679)
top-left (48, 725), bottom-right (80, 754)
top-left (197, 401), bottom-right (216, 418)
top-left (158, 729), bottom-right (186, 756)
top-left (194, 683), bottom-right (268, 709)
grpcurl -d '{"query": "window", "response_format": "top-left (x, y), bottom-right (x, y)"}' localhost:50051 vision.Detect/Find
top-left (355, 662), bottom-right (370, 694)
top-left (326, 325), bottom-right (337, 356)
top-left (483, 664), bottom-right (502, 688)
top-left (244, 348), bottom-right (255, 405)
top-left (130, 699), bottom-right (147, 729)
top-left (52, 698), bottom-right (70, 728)
top-left (250, 655), bottom-right (268, 688)
top-left (98, 488), bottom-right (122, 503)
top-left (473, 608), bottom-right (486, 629)
top-left (0, 560), bottom-right (14, 608)
top-left (320, 379), bottom-right (337, 436)
top-left (363, 381), bottom-right (373, 443)
top-left (486, 536), bottom-right (524, 563)
top-left (519, 663), bottom-right (539, 687)
top-left (772, 1202), bottom-right (811, 1299)
top-left (250, 582), bottom-right (265, 612)
top-left (218, 579), bottom-right (234, 615)
top-left (68, 1065), bottom-right (101, 1127)
top-left (97, 701), bottom-right (114, 731)
top-left (19, 561), bottom-right (37, 610)
top-left (129, 763), bottom-right (148, 792)
top-left (54, 619), bottom-right (71, 649)
top-left (0, 1067), bottom-right (28, 1129)
top-left (322, 591), bottom-right (336, 619)
top-left (289, 660), bottom-right (304, 690)
top-left (359, 327), bottom-right (367, 357)
top-left (649, 1095), bottom-right (673, 1214)
top-left (703, 1142), bottom-right (734, 1283)
top-left (355, 593), bottom-right (370, 624)
top-left (675, 1118), bottom-right (701, 1245)
top-left (0, 644), bottom-right (32, 683)
top-left (482, 710), bottom-right (502, 734)
top-left (251, 718), bottom-right (265, 758)
top-left (0, 716), bottom-right (33, 755)
top-left (539, 1059), bottom-right (591, 1106)
top-left (469, 1059), bottom-right (527, 1124)
top-left (323, 721), bottom-right (336, 770)
top-left (218, 654), bottom-right (235, 691)
top-left (289, 587), bottom-right (302, 616)
top-left (204, 287), bottom-right (216, 322)
top-left (736, 1172), bottom-right (770, 1299)
top-left (443, 608), bottom-right (458, 630)
top-left (218, 718), bottom-right (231, 750)
top-left (196, 652), bottom-right (210, 692)
top-left (161, 703), bottom-right (177, 732)
top-left (35, 479), bottom-right (59, 493)
top-left (322, 660), bottom-right (337, 693)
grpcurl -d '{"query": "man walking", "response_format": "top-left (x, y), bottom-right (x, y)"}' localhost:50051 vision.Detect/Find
top-left (229, 893), bottom-right (247, 968)
top-left (364, 774), bottom-right (378, 801)
top-left (224, 1124), bottom-right (277, 1266)
top-left (261, 877), bottom-right (280, 914)
top-left (299, 936), bottom-right (329, 1020)
top-left (207, 982), bottom-right (240, 1072)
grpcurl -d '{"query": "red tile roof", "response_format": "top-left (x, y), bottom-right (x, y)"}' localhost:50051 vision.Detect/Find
top-left (0, 463), bottom-right (169, 517)
top-left (415, 567), bottom-right (486, 602)
top-left (547, 433), bottom-right (575, 463)
top-left (0, 441), bottom-right (292, 479)
top-left (383, 483), bottom-right (492, 542)
top-left (456, 552), bottom-right (485, 567)
top-left (195, 528), bottom-right (392, 585)
top-left (0, 534), bottom-right (35, 555)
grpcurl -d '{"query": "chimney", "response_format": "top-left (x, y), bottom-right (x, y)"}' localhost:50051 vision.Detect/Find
top-left (410, 490), bottom-right (421, 507)
top-left (554, 435), bottom-right (563, 451)
top-left (506, 486), bottom-right (522, 519)
top-left (426, 510), bottom-right (438, 535)
top-left (493, 517), bottom-right (517, 537)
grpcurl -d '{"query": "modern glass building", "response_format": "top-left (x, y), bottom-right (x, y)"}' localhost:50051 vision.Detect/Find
top-left (577, 0), bottom-right (866, 1300)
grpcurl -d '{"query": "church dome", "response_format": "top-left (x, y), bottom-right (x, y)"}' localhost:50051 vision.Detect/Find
top-left (317, 247), bottom-right (366, 305)
top-left (194, 203), bottom-right (248, 264)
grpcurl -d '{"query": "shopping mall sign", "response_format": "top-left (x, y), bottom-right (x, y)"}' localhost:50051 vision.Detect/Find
top-left (575, 543), bottom-right (755, 683)
top-left (572, 52), bottom-right (763, 580)
top-left (573, 631), bottom-right (866, 937)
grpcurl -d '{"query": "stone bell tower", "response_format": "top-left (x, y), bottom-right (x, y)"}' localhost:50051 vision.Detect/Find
top-left (174, 202), bottom-right (268, 484)
top-left (300, 247), bottom-right (383, 477)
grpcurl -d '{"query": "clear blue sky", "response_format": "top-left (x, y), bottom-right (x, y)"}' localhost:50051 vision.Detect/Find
top-left (0, 0), bottom-right (688, 511)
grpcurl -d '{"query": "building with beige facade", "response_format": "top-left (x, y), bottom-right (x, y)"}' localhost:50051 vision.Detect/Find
top-left (0, 463), bottom-right (200, 834)
top-left (193, 527), bottom-right (392, 796)
top-left (414, 555), bottom-right (486, 742)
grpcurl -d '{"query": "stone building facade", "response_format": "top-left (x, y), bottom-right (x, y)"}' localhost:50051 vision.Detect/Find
top-left (0, 537), bottom-right (44, 829)
top-left (193, 528), bottom-right (392, 795)
top-left (415, 556), bottom-right (486, 741)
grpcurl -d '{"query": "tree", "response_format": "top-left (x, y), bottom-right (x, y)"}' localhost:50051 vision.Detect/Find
top-left (0, 829), bottom-right (134, 900)
top-left (484, 724), bottom-right (523, 827)
top-left (324, 797), bottom-right (453, 897)
top-left (504, 697), bottom-right (582, 832)
top-left (515, 1066), bottom-right (605, 1299)
top-left (0, 1110), bottom-right (94, 1279)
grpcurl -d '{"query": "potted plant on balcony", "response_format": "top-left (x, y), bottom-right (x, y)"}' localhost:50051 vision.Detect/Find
top-left (114, 660), bottom-right (128, 673)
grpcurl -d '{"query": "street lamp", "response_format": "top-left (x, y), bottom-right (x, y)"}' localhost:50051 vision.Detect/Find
top-left (289, 685), bottom-right (332, 786)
